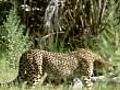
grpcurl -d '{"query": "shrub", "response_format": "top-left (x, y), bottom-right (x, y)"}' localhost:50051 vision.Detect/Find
top-left (95, 0), bottom-right (120, 65)
top-left (0, 7), bottom-right (30, 68)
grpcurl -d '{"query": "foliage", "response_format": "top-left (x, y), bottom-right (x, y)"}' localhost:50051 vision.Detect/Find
top-left (0, 7), bottom-right (30, 67)
top-left (56, 0), bottom-right (108, 49)
top-left (18, 0), bottom-right (108, 50)
top-left (94, 0), bottom-right (120, 64)
top-left (0, 0), bottom-right (13, 25)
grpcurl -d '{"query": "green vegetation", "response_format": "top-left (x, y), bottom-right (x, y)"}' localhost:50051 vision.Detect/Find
top-left (94, 0), bottom-right (120, 65)
top-left (0, 1), bottom-right (30, 83)
top-left (0, 0), bottom-right (120, 90)
top-left (0, 82), bottom-right (120, 90)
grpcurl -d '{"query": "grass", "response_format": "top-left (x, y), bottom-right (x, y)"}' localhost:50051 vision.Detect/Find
top-left (0, 82), bottom-right (120, 90)
top-left (0, 67), bottom-right (120, 90)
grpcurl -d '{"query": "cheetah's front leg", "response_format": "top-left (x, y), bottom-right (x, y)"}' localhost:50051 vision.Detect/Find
top-left (82, 76), bottom-right (93, 90)
top-left (25, 53), bottom-right (46, 87)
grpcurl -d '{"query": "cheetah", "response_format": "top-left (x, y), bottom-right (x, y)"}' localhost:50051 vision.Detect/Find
top-left (0, 48), bottom-right (113, 88)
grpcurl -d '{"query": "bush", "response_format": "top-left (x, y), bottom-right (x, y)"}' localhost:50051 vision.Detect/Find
top-left (94, 0), bottom-right (120, 65)
top-left (0, 7), bottom-right (30, 68)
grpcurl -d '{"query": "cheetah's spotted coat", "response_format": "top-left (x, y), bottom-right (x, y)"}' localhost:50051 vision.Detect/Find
top-left (0, 48), bottom-right (113, 88)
